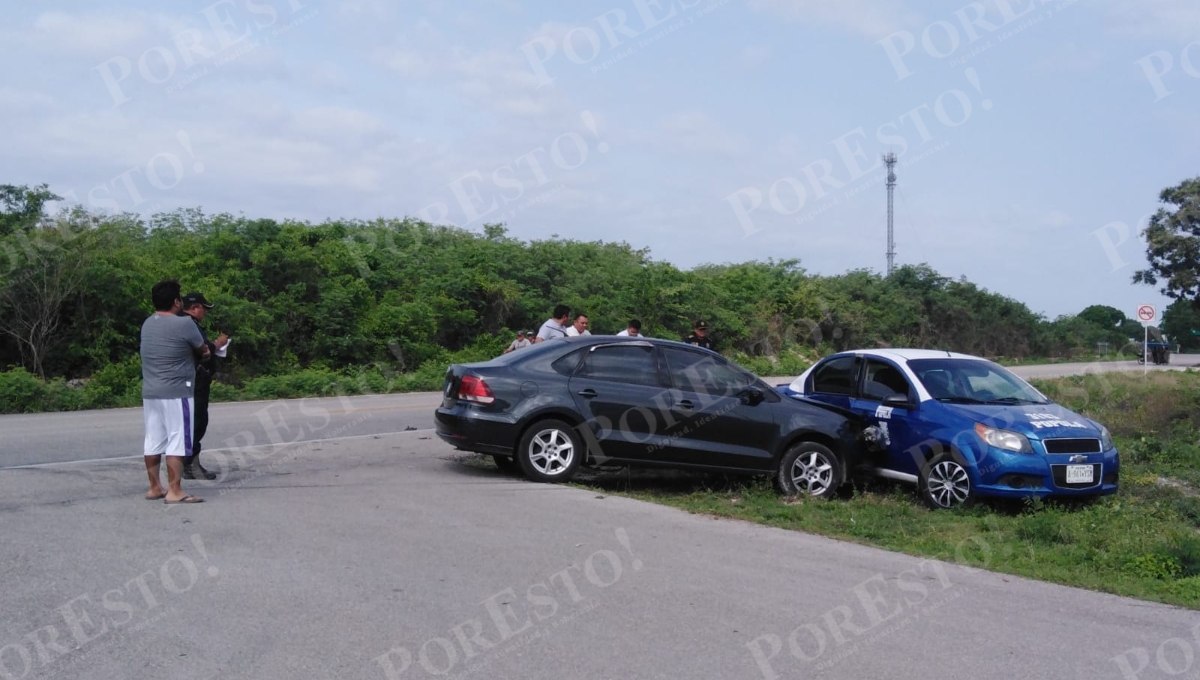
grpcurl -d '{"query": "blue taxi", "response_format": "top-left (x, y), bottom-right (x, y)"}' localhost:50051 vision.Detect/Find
top-left (782, 349), bottom-right (1119, 509)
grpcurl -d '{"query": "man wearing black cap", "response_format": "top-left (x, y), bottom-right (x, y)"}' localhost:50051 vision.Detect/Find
top-left (179, 292), bottom-right (228, 480)
top-left (685, 320), bottom-right (714, 350)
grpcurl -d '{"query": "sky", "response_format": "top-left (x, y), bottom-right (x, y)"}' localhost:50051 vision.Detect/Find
top-left (1, 0), bottom-right (1197, 321)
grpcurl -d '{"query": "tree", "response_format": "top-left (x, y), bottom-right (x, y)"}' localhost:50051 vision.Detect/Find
top-left (0, 219), bottom-right (97, 376)
top-left (1078, 305), bottom-right (1126, 329)
top-left (1161, 298), bottom-right (1200, 352)
top-left (1133, 176), bottom-right (1200, 303)
top-left (0, 184), bottom-right (61, 236)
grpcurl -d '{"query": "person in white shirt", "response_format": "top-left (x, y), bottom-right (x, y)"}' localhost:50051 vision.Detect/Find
top-left (535, 305), bottom-right (571, 342)
top-left (503, 330), bottom-right (532, 353)
top-left (565, 313), bottom-right (591, 336)
top-left (615, 319), bottom-right (642, 336)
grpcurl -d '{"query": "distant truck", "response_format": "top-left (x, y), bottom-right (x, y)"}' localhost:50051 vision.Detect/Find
top-left (1140, 341), bottom-right (1171, 365)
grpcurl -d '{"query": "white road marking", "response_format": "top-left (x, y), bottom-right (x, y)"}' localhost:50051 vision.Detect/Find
top-left (0, 428), bottom-right (437, 470)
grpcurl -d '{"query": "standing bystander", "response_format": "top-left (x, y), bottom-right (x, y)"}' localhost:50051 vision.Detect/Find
top-left (140, 280), bottom-right (209, 504)
top-left (684, 320), bottom-right (714, 350)
top-left (178, 292), bottom-right (228, 480)
top-left (535, 305), bottom-right (571, 342)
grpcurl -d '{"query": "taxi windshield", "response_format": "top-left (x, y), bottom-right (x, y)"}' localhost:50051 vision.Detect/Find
top-left (908, 358), bottom-right (1048, 405)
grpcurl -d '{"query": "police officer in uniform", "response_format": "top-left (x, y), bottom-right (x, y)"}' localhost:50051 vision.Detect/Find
top-left (685, 320), bottom-right (714, 350)
top-left (179, 292), bottom-right (227, 480)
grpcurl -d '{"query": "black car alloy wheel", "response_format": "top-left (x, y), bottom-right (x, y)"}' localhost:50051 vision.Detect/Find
top-left (775, 442), bottom-right (842, 499)
top-left (517, 419), bottom-right (583, 483)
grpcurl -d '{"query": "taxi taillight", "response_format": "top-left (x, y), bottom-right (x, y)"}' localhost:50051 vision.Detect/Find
top-left (458, 375), bottom-right (495, 404)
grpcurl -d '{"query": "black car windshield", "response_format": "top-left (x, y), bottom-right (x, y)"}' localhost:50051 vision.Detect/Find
top-left (907, 358), bottom-right (1048, 404)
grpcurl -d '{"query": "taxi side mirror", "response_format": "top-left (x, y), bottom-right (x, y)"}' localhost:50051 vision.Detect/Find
top-left (882, 393), bottom-right (914, 409)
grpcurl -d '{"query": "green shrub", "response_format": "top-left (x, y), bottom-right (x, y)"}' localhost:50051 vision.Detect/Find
top-left (242, 368), bottom-right (343, 400)
top-left (1173, 496), bottom-right (1200, 529)
top-left (1170, 536), bottom-right (1200, 577)
top-left (0, 368), bottom-right (48, 414)
top-left (1124, 553), bottom-right (1183, 580)
top-left (208, 381), bottom-right (240, 403)
top-left (83, 356), bottom-right (143, 409)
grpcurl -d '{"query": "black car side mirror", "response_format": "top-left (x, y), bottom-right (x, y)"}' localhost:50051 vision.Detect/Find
top-left (882, 393), bottom-right (913, 409)
top-left (740, 387), bottom-right (765, 406)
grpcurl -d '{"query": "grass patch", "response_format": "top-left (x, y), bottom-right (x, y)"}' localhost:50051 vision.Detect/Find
top-left (564, 370), bottom-right (1200, 609)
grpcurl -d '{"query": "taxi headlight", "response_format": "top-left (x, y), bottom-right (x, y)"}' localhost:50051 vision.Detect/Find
top-left (1100, 425), bottom-right (1114, 451)
top-left (975, 423), bottom-right (1033, 453)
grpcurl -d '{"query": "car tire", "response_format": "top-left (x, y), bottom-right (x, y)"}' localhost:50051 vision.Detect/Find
top-left (516, 419), bottom-right (583, 483)
top-left (775, 442), bottom-right (842, 499)
top-left (918, 451), bottom-right (977, 510)
top-left (491, 454), bottom-right (520, 474)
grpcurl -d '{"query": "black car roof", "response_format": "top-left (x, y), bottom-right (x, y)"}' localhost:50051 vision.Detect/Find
top-left (484, 334), bottom-right (719, 366)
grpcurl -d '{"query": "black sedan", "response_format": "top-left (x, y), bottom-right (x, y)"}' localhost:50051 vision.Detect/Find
top-left (435, 335), bottom-right (861, 498)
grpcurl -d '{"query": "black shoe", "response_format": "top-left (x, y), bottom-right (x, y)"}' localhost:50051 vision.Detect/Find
top-left (183, 463), bottom-right (217, 481)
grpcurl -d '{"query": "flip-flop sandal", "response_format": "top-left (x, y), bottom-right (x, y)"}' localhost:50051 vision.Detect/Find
top-left (145, 493), bottom-right (166, 501)
top-left (163, 495), bottom-right (204, 504)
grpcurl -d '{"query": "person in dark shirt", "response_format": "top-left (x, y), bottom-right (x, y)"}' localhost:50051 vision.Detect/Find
top-left (684, 319), bottom-right (714, 350)
top-left (178, 292), bottom-right (229, 481)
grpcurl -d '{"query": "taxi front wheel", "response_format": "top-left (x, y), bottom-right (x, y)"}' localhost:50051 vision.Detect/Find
top-left (919, 452), bottom-right (977, 510)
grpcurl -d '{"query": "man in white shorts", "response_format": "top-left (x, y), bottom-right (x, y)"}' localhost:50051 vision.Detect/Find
top-left (141, 279), bottom-right (210, 504)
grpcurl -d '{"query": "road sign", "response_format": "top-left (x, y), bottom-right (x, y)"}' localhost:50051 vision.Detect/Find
top-left (1137, 304), bottom-right (1156, 323)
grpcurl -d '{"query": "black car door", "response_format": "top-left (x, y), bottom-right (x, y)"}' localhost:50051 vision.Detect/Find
top-left (567, 342), bottom-right (672, 464)
top-left (654, 347), bottom-right (778, 470)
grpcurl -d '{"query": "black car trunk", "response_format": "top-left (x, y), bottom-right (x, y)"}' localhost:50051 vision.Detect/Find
top-left (441, 366), bottom-right (463, 408)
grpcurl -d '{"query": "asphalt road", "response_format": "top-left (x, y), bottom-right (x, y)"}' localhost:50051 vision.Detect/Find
top-left (2, 357), bottom-right (1198, 680)
top-left (1, 434), bottom-right (1196, 680)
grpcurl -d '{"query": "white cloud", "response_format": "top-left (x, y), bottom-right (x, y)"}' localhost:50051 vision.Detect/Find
top-left (1042, 210), bottom-right (1072, 229)
top-left (1101, 0), bottom-right (1200, 42)
top-left (338, 0), bottom-right (392, 17)
top-left (746, 0), bottom-right (921, 39)
top-left (376, 36), bottom-right (568, 118)
top-left (378, 47), bottom-right (436, 77)
top-left (0, 88), bottom-right (54, 113)
top-left (24, 10), bottom-right (190, 57)
top-left (1032, 43), bottom-right (1104, 72)
top-left (659, 112), bottom-right (753, 157)
top-left (311, 63), bottom-right (349, 90)
top-left (742, 45), bottom-right (772, 68)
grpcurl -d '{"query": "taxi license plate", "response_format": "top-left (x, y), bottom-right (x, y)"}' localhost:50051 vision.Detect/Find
top-left (1065, 465), bottom-right (1094, 484)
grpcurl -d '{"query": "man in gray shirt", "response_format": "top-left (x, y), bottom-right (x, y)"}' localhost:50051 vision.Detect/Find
top-left (141, 279), bottom-right (209, 504)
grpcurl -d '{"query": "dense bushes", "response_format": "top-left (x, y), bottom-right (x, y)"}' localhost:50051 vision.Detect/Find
top-left (0, 203), bottom-right (1153, 414)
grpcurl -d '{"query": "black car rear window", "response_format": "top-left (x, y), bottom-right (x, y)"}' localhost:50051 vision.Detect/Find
top-left (551, 349), bottom-right (586, 376)
top-left (578, 346), bottom-right (661, 387)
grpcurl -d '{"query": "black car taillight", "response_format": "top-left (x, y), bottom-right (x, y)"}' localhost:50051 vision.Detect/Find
top-left (458, 375), bottom-right (495, 404)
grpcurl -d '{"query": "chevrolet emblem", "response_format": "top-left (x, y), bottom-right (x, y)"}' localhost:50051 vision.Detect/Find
top-left (1069, 455), bottom-right (1088, 464)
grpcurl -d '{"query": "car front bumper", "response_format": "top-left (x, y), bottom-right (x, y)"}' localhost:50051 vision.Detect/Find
top-left (973, 447), bottom-right (1119, 498)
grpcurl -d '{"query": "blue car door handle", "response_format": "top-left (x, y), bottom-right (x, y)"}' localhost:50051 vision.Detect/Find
top-left (577, 388), bottom-right (598, 398)
top-left (676, 399), bottom-right (694, 410)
